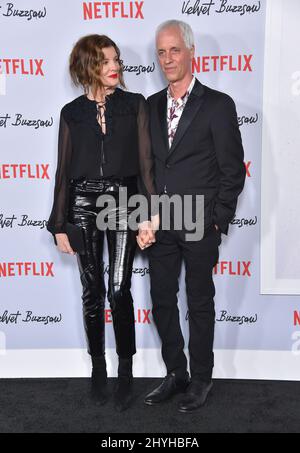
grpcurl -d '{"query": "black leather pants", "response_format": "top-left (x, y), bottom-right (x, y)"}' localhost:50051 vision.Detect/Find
top-left (68, 176), bottom-right (138, 359)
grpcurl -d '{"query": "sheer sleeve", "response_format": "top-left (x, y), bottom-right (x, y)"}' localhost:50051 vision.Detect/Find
top-left (136, 94), bottom-right (158, 220)
top-left (46, 110), bottom-right (73, 244)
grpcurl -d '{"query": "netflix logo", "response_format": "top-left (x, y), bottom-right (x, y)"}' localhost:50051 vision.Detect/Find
top-left (0, 164), bottom-right (50, 180)
top-left (245, 161), bottom-right (251, 177)
top-left (294, 311), bottom-right (300, 326)
top-left (0, 59), bottom-right (45, 76)
top-left (213, 261), bottom-right (252, 277)
top-left (0, 262), bottom-right (54, 278)
top-left (105, 308), bottom-right (151, 324)
top-left (192, 54), bottom-right (253, 73)
top-left (83, 1), bottom-right (144, 20)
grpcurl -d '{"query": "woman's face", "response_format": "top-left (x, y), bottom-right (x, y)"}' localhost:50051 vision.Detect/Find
top-left (99, 46), bottom-right (121, 89)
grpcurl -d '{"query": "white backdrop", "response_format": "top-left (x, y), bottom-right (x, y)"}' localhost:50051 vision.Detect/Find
top-left (261, 0), bottom-right (300, 295)
top-left (0, 0), bottom-right (300, 380)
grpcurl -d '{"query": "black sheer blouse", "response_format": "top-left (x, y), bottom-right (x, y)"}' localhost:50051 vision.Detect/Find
top-left (47, 89), bottom-right (157, 236)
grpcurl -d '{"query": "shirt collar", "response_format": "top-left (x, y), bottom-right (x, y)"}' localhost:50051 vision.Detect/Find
top-left (167, 76), bottom-right (196, 102)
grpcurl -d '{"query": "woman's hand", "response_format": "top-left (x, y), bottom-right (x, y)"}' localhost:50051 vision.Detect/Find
top-left (55, 233), bottom-right (76, 255)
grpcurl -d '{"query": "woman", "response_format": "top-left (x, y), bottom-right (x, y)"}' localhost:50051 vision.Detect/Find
top-left (47, 34), bottom-right (157, 411)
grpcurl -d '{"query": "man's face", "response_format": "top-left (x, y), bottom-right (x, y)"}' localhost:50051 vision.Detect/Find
top-left (156, 26), bottom-right (194, 83)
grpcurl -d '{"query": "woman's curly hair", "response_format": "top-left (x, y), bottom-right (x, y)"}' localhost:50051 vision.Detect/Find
top-left (69, 34), bottom-right (126, 97)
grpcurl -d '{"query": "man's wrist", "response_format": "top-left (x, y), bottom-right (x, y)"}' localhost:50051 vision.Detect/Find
top-left (150, 214), bottom-right (160, 232)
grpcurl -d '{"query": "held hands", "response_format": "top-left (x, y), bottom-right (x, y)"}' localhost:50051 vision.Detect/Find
top-left (55, 233), bottom-right (76, 255)
top-left (55, 221), bottom-right (218, 252)
top-left (136, 214), bottom-right (160, 250)
top-left (55, 216), bottom-right (162, 253)
top-left (136, 221), bottom-right (219, 250)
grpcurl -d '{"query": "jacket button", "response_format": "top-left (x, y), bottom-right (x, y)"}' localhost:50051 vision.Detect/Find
top-left (166, 164), bottom-right (171, 169)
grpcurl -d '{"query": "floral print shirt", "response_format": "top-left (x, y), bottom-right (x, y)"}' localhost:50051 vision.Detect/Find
top-left (167, 76), bottom-right (196, 149)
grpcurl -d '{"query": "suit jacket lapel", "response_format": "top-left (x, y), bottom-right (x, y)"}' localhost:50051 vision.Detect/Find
top-left (167, 79), bottom-right (205, 160)
top-left (157, 90), bottom-right (169, 153)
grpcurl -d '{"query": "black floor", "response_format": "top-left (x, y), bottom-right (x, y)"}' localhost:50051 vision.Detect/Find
top-left (0, 378), bottom-right (299, 433)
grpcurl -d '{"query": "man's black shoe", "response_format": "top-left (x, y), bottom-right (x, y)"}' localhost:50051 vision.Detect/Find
top-left (178, 380), bottom-right (213, 413)
top-left (144, 372), bottom-right (190, 406)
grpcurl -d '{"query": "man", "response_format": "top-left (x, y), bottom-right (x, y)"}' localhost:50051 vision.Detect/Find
top-left (142, 20), bottom-right (246, 413)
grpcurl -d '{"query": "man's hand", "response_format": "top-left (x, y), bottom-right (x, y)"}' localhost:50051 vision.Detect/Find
top-left (151, 214), bottom-right (160, 232)
top-left (55, 233), bottom-right (76, 255)
top-left (137, 221), bottom-right (155, 250)
top-left (136, 215), bottom-right (160, 250)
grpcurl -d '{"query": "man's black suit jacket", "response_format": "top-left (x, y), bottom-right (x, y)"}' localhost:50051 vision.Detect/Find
top-left (147, 78), bottom-right (246, 235)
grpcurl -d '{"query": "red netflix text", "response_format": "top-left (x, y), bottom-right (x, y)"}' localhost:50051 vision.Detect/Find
top-left (294, 311), bottom-right (300, 326)
top-left (0, 59), bottom-right (44, 76)
top-left (245, 161), bottom-right (251, 177)
top-left (0, 164), bottom-right (50, 180)
top-left (105, 308), bottom-right (151, 324)
top-left (192, 55), bottom-right (253, 73)
top-left (83, 1), bottom-right (144, 20)
top-left (213, 261), bottom-right (251, 277)
top-left (0, 262), bottom-right (54, 277)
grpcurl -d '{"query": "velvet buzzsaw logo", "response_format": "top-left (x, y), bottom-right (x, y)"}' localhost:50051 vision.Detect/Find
top-left (238, 113), bottom-right (259, 127)
top-left (83, 1), bottom-right (145, 20)
top-left (0, 113), bottom-right (53, 129)
top-left (0, 3), bottom-right (47, 21)
top-left (0, 311), bottom-right (61, 325)
top-left (121, 61), bottom-right (155, 76)
top-left (216, 310), bottom-right (258, 325)
top-left (0, 214), bottom-right (47, 230)
top-left (182, 0), bottom-right (261, 17)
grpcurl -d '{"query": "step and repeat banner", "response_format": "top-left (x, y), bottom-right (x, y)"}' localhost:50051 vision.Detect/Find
top-left (0, 0), bottom-right (299, 379)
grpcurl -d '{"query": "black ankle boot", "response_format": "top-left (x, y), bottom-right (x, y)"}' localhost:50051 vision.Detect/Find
top-left (91, 355), bottom-right (108, 405)
top-left (113, 357), bottom-right (133, 412)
